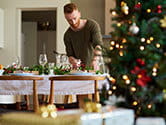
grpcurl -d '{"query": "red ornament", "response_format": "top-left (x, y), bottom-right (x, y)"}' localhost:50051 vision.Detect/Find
top-left (136, 74), bottom-right (151, 87)
top-left (131, 66), bottom-right (140, 74)
top-left (136, 58), bottom-right (145, 66)
top-left (157, 5), bottom-right (162, 13)
top-left (134, 3), bottom-right (142, 9)
top-left (157, 5), bottom-right (162, 9)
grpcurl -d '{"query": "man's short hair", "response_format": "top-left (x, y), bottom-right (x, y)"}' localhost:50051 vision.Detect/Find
top-left (64, 3), bottom-right (78, 14)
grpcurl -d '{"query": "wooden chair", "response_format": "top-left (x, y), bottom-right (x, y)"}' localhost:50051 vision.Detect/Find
top-left (0, 75), bottom-right (43, 112)
top-left (48, 75), bottom-right (106, 108)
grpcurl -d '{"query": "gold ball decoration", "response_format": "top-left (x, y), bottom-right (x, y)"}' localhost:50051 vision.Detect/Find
top-left (37, 104), bottom-right (57, 118)
top-left (121, 1), bottom-right (129, 15)
top-left (160, 16), bottom-right (166, 28)
top-left (84, 102), bottom-right (102, 113)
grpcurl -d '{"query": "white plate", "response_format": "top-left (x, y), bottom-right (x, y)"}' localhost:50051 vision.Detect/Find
top-left (9, 73), bottom-right (34, 76)
top-left (69, 72), bottom-right (94, 75)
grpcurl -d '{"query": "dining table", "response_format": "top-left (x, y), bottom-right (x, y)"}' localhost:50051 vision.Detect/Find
top-left (0, 74), bottom-right (109, 109)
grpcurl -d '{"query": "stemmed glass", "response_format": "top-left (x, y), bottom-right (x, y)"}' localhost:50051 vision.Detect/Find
top-left (39, 54), bottom-right (48, 75)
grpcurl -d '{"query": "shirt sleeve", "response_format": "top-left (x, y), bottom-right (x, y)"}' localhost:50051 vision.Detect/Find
top-left (90, 20), bottom-right (103, 48)
top-left (64, 32), bottom-right (74, 57)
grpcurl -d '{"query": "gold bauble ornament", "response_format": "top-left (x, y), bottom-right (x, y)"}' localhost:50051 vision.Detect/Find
top-left (160, 16), bottom-right (166, 28)
top-left (121, 1), bottom-right (129, 15)
top-left (84, 102), bottom-right (102, 113)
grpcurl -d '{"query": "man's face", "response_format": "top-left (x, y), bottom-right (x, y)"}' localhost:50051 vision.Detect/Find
top-left (65, 10), bottom-right (81, 29)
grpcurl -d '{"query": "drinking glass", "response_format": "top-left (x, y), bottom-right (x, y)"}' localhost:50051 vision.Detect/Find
top-left (97, 56), bottom-right (105, 73)
top-left (39, 54), bottom-right (48, 75)
top-left (48, 62), bottom-right (55, 75)
top-left (55, 54), bottom-right (61, 68)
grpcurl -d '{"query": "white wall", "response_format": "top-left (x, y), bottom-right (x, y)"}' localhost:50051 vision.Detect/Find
top-left (0, 8), bottom-right (4, 48)
top-left (0, 0), bottom-right (70, 66)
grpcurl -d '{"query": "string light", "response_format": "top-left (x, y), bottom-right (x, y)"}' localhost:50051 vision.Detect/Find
top-left (112, 86), bottom-right (117, 90)
top-left (117, 23), bottom-right (122, 27)
top-left (111, 11), bottom-right (117, 16)
top-left (119, 51), bottom-right (124, 56)
top-left (152, 72), bottom-right (157, 76)
top-left (146, 39), bottom-right (151, 44)
top-left (147, 9), bottom-right (151, 13)
top-left (147, 104), bottom-right (152, 109)
top-left (156, 43), bottom-right (160, 48)
top-left (130, 87), bottom-right (136, 92)
top-left (108, 90), bottom-right (113, 95)
top-left (122, 38), bottom-right (127, 43)
top-left (109, 76), bottom-right (116, 83)
top-left (149, 37), bottom-right (154, 41)
top-left (110, 41), bottom-right (115, 46)
top-left (152, 67), bottom-right (157, 72)
top-left (115, 44), bottom-right (120, 48)
top-left (133, 101), bottom-right (138, 106)
top-left (140, 46), bottom-right (145, 51)
top-left (125, 79), bottom-right (131, 84)
top-left (110, 46), bottom-right (114, 50)
top-left (122, 75), bottom-right (128, 80)
top-left (141, 38), bottom-right (146, 42)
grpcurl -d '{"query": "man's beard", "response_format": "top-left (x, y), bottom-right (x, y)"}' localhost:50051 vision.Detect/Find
top-left (71, 19), bottom-right (80, 29)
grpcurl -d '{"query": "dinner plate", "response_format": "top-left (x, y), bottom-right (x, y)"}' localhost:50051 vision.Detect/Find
top-left (9, 73), bottom-right (34, 76)
top-left (69, 72), bottom-right (94, 76)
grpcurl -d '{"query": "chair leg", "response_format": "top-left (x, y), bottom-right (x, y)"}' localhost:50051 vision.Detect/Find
top-left (16, 102), bottom-right (21, 110)
top-left (24, 95), bottom-right (30, 110)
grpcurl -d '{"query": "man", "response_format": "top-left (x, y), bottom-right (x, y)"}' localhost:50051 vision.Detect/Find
top-left (63, 3), bottom-right (103, 69)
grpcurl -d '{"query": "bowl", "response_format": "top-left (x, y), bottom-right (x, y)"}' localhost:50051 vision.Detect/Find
top-left (0, 69), bottom-right (4, 75)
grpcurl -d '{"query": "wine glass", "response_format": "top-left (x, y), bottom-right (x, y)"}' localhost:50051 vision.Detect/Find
top-left (39, 54), bottom-right (48, 75)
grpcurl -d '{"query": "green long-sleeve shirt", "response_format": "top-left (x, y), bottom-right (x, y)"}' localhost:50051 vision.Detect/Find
top-left (64, 19), bottom-right (103, 66)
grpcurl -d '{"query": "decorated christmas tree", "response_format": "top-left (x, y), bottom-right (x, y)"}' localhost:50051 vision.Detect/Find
top-left (103, 0), bottom-right (166, 118)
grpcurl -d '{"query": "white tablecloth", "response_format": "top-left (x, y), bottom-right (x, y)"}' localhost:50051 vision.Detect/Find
top-left (0, 75), bottom-right (108, 95)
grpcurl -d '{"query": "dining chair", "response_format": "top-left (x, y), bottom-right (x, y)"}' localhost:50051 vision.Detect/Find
top-left (0, 75), bottom-right (43, 112)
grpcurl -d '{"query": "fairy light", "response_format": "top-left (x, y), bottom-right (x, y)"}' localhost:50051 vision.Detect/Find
top-left (130, 87), bottom-right (136, 92)
top-left (119, 51), bottom-right (124, 56)
top-left (137, 74), bottom-right (142, 78)
top-left (141, 38), bottom-right (146, 42)
top-left (115, 44), bottom-right (120, 48)
top-left (140, 46), bottom-right (145, 51)
top-left (120, 45), bottom-right (124, 49)
top-left (110, 46), bottom-right (114, 50)
top-left (110, 41), bottom-right (115, 46)
top-left (152, 67), bottom-right (157, 72)
top-left (108, 90), bottom-right (113, 95)
top-left (156, 43), bottom-right (160, 48)
top-left (122, 38), bottom-right (127, 43)
top-left (117, 23), bottom-right (122, 27)
top-left (147, 9), bottom-right (151, 13)
top-left (147, 104), bottom-right (152, 109)
top-left (146, 39), bottom-right (151, 44)
top-left (149, 37), bottom-right (154, 41)
top-left (109, 76), bottom-right (116, 83)
top-left (111, 11), bottom-right (117, 16)
top-left (112, 86), bottom-right (117, 90)
top-left (122, 75), bottom-right (128, 80)
top-left (125, 79), bottom-right (131, 84)
top-left (133, 101), bottom-right (138, 106)
top-left (152, 72), bottom-right (157, 76)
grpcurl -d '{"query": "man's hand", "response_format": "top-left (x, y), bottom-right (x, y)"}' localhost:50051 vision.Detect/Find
top-left (69, 56), bottom-right (81, 69)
